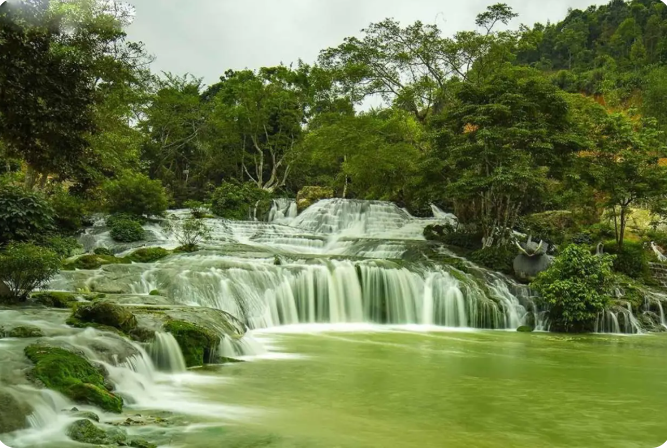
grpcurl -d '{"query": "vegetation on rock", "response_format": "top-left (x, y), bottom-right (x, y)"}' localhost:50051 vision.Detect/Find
top-left (24, 345), bottom-right (123, 413)
top-left (163, 320), bottom-right (219, 368)
top-left (32, 291), bottom-right (78, 308)
top-left (70, 302), bottom-right (138, 334)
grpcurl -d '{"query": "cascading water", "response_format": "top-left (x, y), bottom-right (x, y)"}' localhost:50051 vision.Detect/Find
top-left (149, 332), bottom-right (187, 373)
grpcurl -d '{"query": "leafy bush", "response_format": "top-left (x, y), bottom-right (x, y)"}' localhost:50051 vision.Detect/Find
top-left (93, 247), bottom-right (113, 256)
top-left (469, 246), bottom-right (517, 274)
top-left (603, 241), bottom-right (651, 280)
top-left (210, 182), bottom-right (271, 220)
top-left (532, 244), bottom-right (614, 333)
top-left (0, 186), bottom-right (54, 244)
top-left (108, 217), bottom-right (144, 243)
top-left (423, 224), bottom-right (483, 250)
top-left (0, 243), bottom-right (61, 302)
top-left (49, 188), bottom-right (86, 233)
top-left (518, 210), bottom-right (576, 246)
top-left (183, 200), bottom-right (208, 219)
top-left (102, 173), bottom-right (169, 217)
top-left (172, 217), bottom-right (211, 251)
top-left (43, 236), bottom-right (82, 259)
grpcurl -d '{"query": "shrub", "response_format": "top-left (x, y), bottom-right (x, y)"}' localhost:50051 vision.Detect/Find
top-left (183, 200), bottom-right (208, 219)
top-left (49, 188), bottom-right (86, 233)
top-left (423, 224), bottom-right (483, 250)
top-left (518, 210), bottom-right (576, 246)
top-left (532, 244), bottom-right (614, 333)
top-left (102, 173), bottom-right (168, 217)
top-left (0, 243), bottom-right (61, 302)
top-left (603, 241), bottom-right (651, 280)
top-left (172, 217), bottom-right (211, 250)
top-left (109, 218), bottom-right (144, 243)
top-left (0, 186), bottom-right (54, 244)
top-left (469, 245), bottom-right (517, 274)
top-left (43, 236), bottom-right (82, 259)
top-left (210, 182), bottom-right (271, 220)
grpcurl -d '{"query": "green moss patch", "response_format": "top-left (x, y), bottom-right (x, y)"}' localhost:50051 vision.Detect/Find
top-left (32, 291), bottom-right (79, 308)
top-left (163, 320), bottom-right (219, 368)
top-left (25, 345), bottom-right (123, 413)
top-left (1, 326), bottom-right (44, 338)
top-left (126, 248), bottom-right (169, 263)
top-left (69, 302), bottom-right (137, 334)
top-left (62, 254), bottom-right (129, 271)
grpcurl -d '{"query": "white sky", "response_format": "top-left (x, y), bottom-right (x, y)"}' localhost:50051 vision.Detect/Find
top-left (126, 0), bottom-right (606, 86)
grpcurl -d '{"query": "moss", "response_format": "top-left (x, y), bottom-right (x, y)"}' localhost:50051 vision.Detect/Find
top-left (149, 290), bottom-right (161, 296)
top-left (163, 320), bottom-right (219, 368)
top-left (517, 326), bottom-right (535, 333)
top-left (126, 247), bottom-right (170, 263)
top-left (25, 345), bottom-right (123, 413)
top-left (62, 254), bottom-right (129, 271)
top-left (470, 246), bottom-right (517, 275)
top-left (174, 244), bottom-right (198, 253)
top-left (67, 419), bottom-right (127, 445)
top-left (32, 291), bottom-right (78, 308)
top-left (93, 247), bottom-right (114, 257)
top-left (0, 389), bottom-right (32, 433)
top-left (70, 302), bottom-right (137, 333)
top-left (130, 439), bottom-right (158, 448)
top-left (2, 326), bottom-right (44, 338)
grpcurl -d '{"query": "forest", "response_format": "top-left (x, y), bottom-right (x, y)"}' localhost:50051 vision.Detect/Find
top-left (2, 0), bottom-right (667, 334)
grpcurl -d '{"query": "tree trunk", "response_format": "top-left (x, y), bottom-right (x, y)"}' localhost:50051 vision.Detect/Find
top-left (24, 166), bottom-right (37, 190)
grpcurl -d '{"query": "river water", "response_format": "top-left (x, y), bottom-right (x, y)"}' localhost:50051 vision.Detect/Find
top-left (3, 199), bottom-right (667, 447)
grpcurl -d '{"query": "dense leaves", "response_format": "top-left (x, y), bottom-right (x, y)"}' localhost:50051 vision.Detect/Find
top-left (0, 243), bottom-right (61, 302)
top-left (0, 186), bottom-right (54, 245)
top-left (102, 173), bottom-right (168, 217)
top-left (532, 245), bottom-right (615, 333)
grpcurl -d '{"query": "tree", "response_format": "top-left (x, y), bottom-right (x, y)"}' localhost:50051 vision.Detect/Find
top-left (171, 217), bottom-right (211, 251)
top-left (0, 243), bottom-right (61, 302)
top-left (532, 244), bottom-right (614, 333)
top-left (0, 186), bottom-right (54, 245)
top-left (318, 4), bottom-right (518, 121)
top-left (427, 66), bottom-right (582, 246)
top-left (207, 66), bottom-right (312, 192)
top-left (581, 114), bottom-right (667, 248)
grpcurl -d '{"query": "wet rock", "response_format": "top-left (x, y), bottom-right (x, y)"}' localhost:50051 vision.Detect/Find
top-left (163, 320), bottom-right (219, 367)
top-left (24, 345), bottom-right (123, 413)
top-left (67, 419), bottom-right (127, 445)
top-left (1, 326), bottom-right (44, 338)
top-left (130, 439), bottom-right (158, 448)
top-left (0, 389), bottom-right (32, 434)
top-left (69, 301), bottom-right (138, 333)
top-left (31, 291), bottom-right (79, 309)
top-left (517, 326), bottom-right (535, 333)
top-left (66, 408), bottom-right (100, 422)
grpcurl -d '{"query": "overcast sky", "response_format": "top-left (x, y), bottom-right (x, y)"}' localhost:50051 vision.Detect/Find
top-left (126, 0), bottom-right (605, 86)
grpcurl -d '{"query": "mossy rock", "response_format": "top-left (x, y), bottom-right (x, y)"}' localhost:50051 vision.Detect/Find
top-left (296, 186), bottom-right (334, 211)
top-left (70, 302), bottom-right (137, 334)
top-left (130, 439), bottom-right (158, 448)
top-left (93, 247), bottom-right (114, 256)
top-left (24, 345), bottom-right (123, 413)
top-left (517, 326), bottom-right (535, 333)
top-left (1, 326), bottom-right (44, 338)
top-left (126, 248), bottom-right (170, 263)
top-left (67, 419), bottom-right (127, 445)
top-left (163, 320), bottom-right (219, 368)
top-left (174, 244), bottom-right (199, 253)
top-left (32, 291), bottom-right (78, 309)
top-left (62, 254), bottom-right (129, 271)
top-left (149, 290), bottom-right (161, 296)
top-left (0, 389), bottom-right (32, 433)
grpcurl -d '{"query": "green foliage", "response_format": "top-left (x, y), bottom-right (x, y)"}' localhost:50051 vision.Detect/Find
top-left (93, 247), bottom-right (114, 257)
top-left (469, 246), bottom-right (517, 274)
top-left (603, 240), bottom-right (651, 280)
top-left (183, 200), bottom-right (208, 219)
top-left (210, 182), bottom-right (272, 220)
top-left (43, 236), bottom-right (82, 259)
top-left (519, 211), bottom-right (576, 246)
top-left (109, 217), bottom-right (145, 243)
top-left (163, 320), bottom-right (219, 367)
top-left (126, 247), bottom-right (170, 263)
top-left (49, 188), bottom-right (86, 233)
top-left (532, 244), bottom-right (614, 333)
top-left (0, 243), bottom-right (61, 302)
top-left (102, 173), bottom-right (169, 217)
top-left (424, 225), bottom-right (483, 251)
top-left (24, 345), bottom-right (123, 413)
top-left (171, 217), bottom-right (211, 250)
top-left (0, 186), bottom-right (54, 245)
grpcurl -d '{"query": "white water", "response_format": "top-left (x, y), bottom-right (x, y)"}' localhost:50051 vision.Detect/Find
top-left (149, 332), bottom-right (187, 373)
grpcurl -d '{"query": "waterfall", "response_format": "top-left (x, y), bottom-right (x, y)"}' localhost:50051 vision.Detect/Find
top-left (149, 332), bottom-right (187, 373)
top-left (268, 198), bottom-right (298, 223)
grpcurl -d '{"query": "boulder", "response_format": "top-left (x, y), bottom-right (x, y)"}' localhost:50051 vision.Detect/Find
top-left (1, 326), bottom-right (44, 338)
top-left (0, 389), bottom-right (31, 434)
top-left (67, 419), bottom-right (126, 445)
top-left (517, 326), bottom-right (535, 333)
top-left (163, 320), bottom-right (219, 368)
top-left (296, 186), bottom-right (334, 212)
top-left (32, 291), bottom-right (78, 309)
top-left (69, 301), bottom-right (138, 334)
top-left (24, 345), bottom-right (123, 413)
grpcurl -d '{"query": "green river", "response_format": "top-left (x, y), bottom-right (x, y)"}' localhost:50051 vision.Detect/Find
top-left (170, 328), bottom-right (667, 448)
